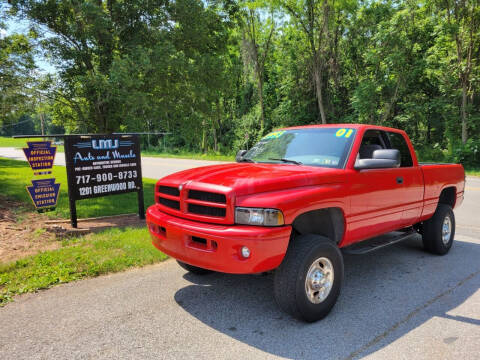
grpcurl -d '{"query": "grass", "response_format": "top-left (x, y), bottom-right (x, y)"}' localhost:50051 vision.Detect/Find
top-left (0, 136), bottom-right (43, 147)
top-left (465, 169), bottom-right (480, 177)
top-left (0, 136), bottom-right (64, 152)
top-left (0, 158), bottom-right (168, 305)
top-left (0, 227), bottom-right (168, 305)
top-left (0, 157), bottom-right (156, 219)
top-left (141, 149), bottom-right (234, 161)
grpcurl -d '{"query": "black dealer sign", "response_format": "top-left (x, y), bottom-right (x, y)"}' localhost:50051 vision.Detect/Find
top-left (64, 134), bottom-right (144, 227)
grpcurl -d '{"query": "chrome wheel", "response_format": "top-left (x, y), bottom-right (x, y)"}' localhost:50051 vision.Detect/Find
top-left (442, 215), bottom-right (452, 245)
top-left (305, 257), bottom-right (334, 304)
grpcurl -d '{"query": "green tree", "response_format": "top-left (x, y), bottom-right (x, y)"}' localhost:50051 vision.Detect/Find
top-left (240, 0), bottom-right (276, 132)
top-left (279, 0), bottom-right (343, 124)
top-left (0, 24), bottom-right (37, 132)
top-left (427, 0), bottom-right (480, 144)
top-left (8, 0), bottom-right (230, 141)
top-left (9, 0), bottom-right (166, 132)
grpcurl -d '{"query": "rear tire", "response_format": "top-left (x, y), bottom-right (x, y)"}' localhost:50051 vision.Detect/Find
top-left (274, 234), bottom-right (344, 322)
top-left (176, 260), bottom-right (213, 275)
top-left (422, 204), bottom-right (455, 255)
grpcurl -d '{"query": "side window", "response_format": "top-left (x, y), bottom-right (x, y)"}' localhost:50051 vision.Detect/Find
top-left (358, 130), bottom-right (387, 159)
top-left (387, 132), bottom-right (413, 167)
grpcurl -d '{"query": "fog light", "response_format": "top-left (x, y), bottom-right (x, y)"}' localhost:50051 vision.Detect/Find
top-left (148, 223), bottom-right (157, 233)
top-left (240, 246), bottom-right (251, 259)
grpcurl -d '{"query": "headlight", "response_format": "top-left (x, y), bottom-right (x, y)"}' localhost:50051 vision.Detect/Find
top-left (235, 207), bottom-right (284, 226)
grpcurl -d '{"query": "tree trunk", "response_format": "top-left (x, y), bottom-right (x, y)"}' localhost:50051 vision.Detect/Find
top-left (212, 117), bottom-right (218, 152)
top-left (427, 120), bottom-right (431, 143)
top-left (201, 118), bottom-right (206, 153)
top-left (244, 6), bottom-right (274, 134)
top-left (212, 129), bottom-right (217, 152)
top-left (212, 98), bottom-right (222, 152)
top-left (461, 81), bottom-right (468, 144)
top-left (313, 61), bottom-right (327, 124)
top-left (381, 80), bottom-right (400, 124)
top-left (258, 76), bottom-right (265, 131)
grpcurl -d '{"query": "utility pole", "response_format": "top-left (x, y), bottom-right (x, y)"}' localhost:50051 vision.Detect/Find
top-left (40, 112), bottom-right (45, 137)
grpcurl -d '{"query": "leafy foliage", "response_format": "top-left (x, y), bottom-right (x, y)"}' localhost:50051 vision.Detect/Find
top-left (2, 0), bottom-right (480, 164)
top-left (0, 26), bottom-right (37, 133)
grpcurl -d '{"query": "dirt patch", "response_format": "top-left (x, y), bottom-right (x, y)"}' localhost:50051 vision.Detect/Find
top-left (45, 214), bottom-right (146, 236)
top-left (0, 196), bottom-right (146, 264)
top-left (0, 196), bottom-right (59, 263)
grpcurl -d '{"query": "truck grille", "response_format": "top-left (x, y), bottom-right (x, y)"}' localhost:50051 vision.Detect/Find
top-left (188, 204), bottom-right (226, 217)
top-left (158, 185), bottom-right (180, 197)
top-left (188, 190), bottom-right (226, 204)
top-left (155, 183), bottom-right (231, 223)
top-left (158, 197), bottom-right (180, 210)
top-left (156, 185), bottom-right (181, 211)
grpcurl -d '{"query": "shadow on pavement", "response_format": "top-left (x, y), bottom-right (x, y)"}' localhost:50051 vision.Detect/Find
top-left (174, 235), bottom-right (480, 359)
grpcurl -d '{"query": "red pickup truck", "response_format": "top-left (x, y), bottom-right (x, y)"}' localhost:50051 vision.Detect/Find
top-left (146, 124), bottom-right (465, 322)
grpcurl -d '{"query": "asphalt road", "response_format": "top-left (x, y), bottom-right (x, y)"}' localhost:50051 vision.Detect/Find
top-left (0, 148), bottom-right (479, 359)
top-left (0, 147), bottom-right (226, 179)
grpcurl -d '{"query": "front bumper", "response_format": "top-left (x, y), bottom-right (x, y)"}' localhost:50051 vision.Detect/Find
top-left (146, 205), bottom-right (291, 274)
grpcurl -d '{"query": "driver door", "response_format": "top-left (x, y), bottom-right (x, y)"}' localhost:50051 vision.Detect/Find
top-left (348, 130), bottom-right (406, 242)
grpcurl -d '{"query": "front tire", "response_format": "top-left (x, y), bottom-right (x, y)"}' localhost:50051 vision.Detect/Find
top-left (422, 204), bottom-right (455, 255)
top-left (176, 260), bottom-right (213, 275)
top-left (274, 234), bottom-right (344, 322)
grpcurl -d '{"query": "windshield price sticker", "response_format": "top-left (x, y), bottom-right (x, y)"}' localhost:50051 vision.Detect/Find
top-left (335, 128), bottom-right (353, 138)
top-left (262, 131), bottom-right (285, 140)
top-left (64, 135), bottom-right (142, 200)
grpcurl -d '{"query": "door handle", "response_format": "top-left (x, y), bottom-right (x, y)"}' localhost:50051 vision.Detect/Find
top-left (396, 177), bottom-right (404, 184)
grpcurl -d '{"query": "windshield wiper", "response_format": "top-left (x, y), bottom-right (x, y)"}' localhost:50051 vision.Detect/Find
top-left (268, 158), bottom-right (303, 165)
top-left (237, 157), bottom-right (255, 163)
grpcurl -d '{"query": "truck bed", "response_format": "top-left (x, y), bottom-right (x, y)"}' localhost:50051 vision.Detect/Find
top-left (420, 163), bottom-right (465, 221)
top-left (418, 162), bottom-right (457, 165)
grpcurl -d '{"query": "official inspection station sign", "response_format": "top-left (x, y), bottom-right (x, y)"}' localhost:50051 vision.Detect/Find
top-left (26, 178), bottom-right (60, 211)
top-left (64, 135), bottom-right (142, 200)
top-left (23, 141), bottom-right (57, 175)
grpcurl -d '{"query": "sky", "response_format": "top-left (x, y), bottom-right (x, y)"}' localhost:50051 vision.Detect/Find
top-left (4, 13), bottom-right (57, 74)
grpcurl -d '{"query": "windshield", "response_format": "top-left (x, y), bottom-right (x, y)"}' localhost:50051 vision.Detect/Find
top-left (243, 127), bottom-right (356, 168)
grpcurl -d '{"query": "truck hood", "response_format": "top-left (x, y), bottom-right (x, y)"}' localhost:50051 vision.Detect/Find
top-left (159, 163), bottom-right (344, 197)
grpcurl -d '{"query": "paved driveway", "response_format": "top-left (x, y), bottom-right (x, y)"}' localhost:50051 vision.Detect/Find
top-left (0, 148), bottom-right (479, 359)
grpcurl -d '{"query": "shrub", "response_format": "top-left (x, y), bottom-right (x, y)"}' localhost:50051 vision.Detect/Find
top-left (451, 138), bottom-right (480, 168)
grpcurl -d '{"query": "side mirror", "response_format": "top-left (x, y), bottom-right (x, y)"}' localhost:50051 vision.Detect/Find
top-left (354, 149), bottom-right (400, 170)
top-left (235, 149), bottom-right (248, 162)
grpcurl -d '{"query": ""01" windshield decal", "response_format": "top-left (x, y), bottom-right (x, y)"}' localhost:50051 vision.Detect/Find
top-left (335, 128), bottom-right (353, 138)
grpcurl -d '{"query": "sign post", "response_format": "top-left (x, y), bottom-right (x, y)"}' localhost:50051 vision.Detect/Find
top-left (63, 134), bottom-right (144, 228)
